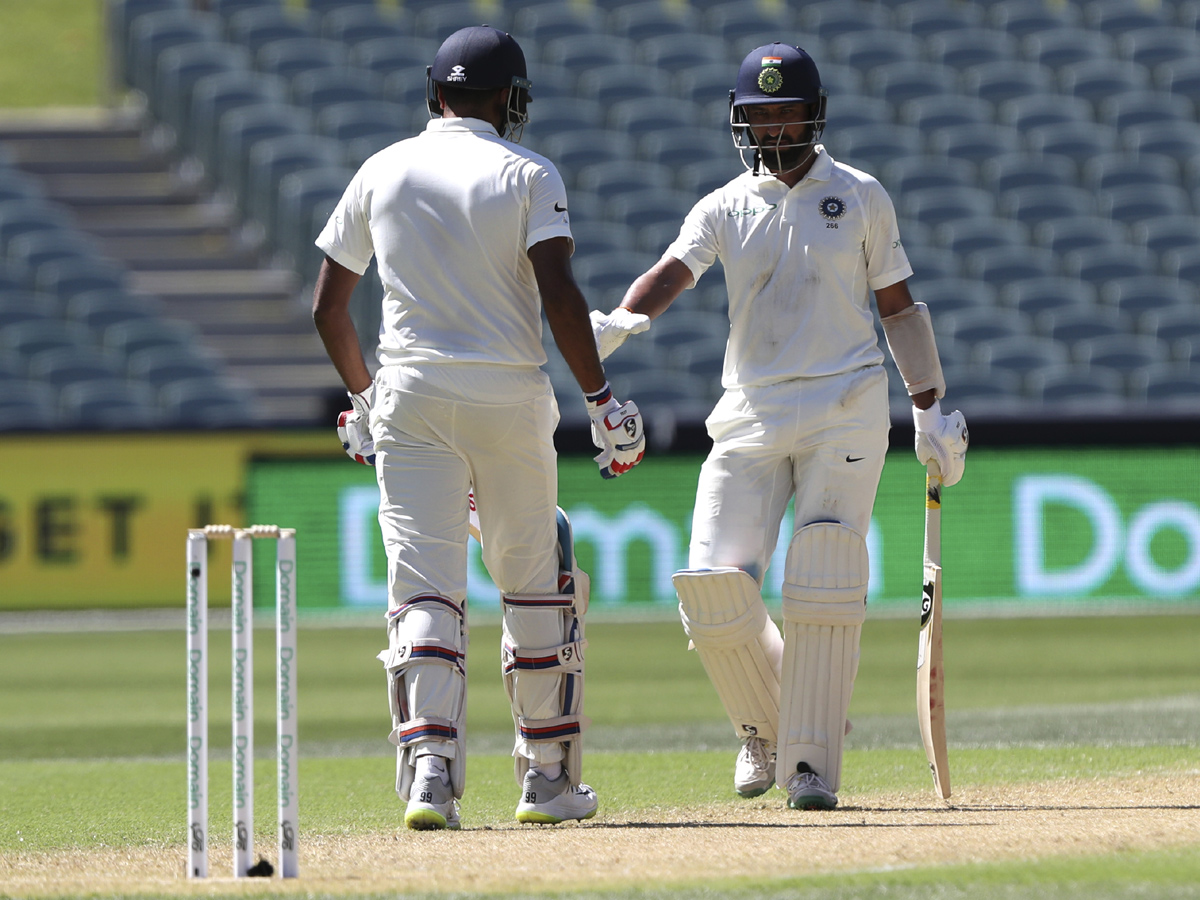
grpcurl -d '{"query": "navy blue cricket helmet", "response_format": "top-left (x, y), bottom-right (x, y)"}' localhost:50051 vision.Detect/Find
top-left (426, 26), bottom-right (533, 142)
top-left (730, 43), bottom-right (827, 174)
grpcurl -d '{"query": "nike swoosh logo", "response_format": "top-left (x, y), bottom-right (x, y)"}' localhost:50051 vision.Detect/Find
top-left (554, 203), bottom-right (567, 212)
top-left (846, 456), bottom-right (864, 463)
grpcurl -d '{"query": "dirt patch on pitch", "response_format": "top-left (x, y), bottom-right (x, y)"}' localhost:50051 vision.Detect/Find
top-left (3, 773), bottom-right (1198, 897)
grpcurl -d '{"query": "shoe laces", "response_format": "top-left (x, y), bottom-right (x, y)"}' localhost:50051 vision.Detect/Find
top-left (785, 763), bottom-right (827, 796)
top-left (742, 737), bottom-right (770, 769)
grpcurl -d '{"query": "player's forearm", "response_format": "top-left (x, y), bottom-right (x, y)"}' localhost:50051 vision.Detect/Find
top-left (545, 287), bottom-right (606, 395)
top-left (620, 256), bottom-right (693, 319)
top-left (312, 258), bottom-right (372, 395)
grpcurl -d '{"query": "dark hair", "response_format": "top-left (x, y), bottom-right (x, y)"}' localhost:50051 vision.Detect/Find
top-left (436, 83), bottom-right (504, 112)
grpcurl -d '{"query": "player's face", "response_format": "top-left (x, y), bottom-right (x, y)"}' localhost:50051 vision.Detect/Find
top-left (744, 102), bottom-right (815, 173)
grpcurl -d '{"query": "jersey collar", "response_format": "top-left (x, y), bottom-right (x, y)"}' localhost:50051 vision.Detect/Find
top-left (425, 116), bottom-right (500, 138)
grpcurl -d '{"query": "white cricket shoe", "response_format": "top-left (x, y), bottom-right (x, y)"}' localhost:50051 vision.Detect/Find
top-left (405, 757), bottom-right (461, 831)
top-left (734, 736), bottom-right (776, 798)
top-left (785, 761), bottom-right (838, 810)
top-left (515, 769), bottom-right (598, 824)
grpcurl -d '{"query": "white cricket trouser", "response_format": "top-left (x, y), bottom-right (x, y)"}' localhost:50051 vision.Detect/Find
top-left (373, 363), bottom-right (568, 766)
top-left (689, 365), bottom-right (890, 576)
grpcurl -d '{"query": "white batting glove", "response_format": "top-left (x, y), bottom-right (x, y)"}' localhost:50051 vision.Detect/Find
top-left (913, 400), bottom-right (968, 487)
top-left (337, 384), bottom-right (376, 466)
top-left (584, 382), bottom-right (645, 479)
top-left (589, 307), bottom-right (651, 361)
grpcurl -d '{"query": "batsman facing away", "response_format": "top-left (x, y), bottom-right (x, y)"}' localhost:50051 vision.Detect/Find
top-left (313, 26), bottom-right (645, 831)
top-left (591, 43), bottom-right (968, 809)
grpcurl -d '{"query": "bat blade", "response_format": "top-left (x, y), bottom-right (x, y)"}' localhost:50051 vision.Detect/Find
top-left (917, 561), bottom-right (950, 800)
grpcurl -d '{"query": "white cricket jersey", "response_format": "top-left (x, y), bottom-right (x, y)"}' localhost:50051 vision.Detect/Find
top-left (316, 117), bottom-right (573, 370)
top-left (666, 146), bottom-right (912, 389)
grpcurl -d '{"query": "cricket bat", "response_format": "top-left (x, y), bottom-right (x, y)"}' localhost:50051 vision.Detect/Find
top-left (918, 460), bottom-right (951, 800)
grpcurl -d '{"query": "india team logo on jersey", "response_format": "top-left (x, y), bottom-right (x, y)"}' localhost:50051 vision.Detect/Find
top-left (758, 56), bottom-right (783, 93)
top-left (819, 196), bottom-right (847, 220)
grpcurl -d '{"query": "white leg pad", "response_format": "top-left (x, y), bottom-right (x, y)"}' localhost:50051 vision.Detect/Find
top-left (378, 594), bottom-right (468, 801)
top-left (777, 523), bottom-right (868, 793)
top-left (674, 568), bottom-right (783, 743)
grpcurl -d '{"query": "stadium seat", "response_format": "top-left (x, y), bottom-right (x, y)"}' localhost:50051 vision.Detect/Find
top-left (512, 2), bottom-right (603, 44)
top-left (1038, 306), bottom-right (1132, 344)
top-left (980, 151), bottom-right (1076, 193)
top-left (677, 158), bottom-right (743, 196)
top-left (226, 5), bottom-right (311, 53)
top-left (1122, 120), bottom-right (1200, 165)
top-left (319, 5), bottom-right (410, 47)
top-left (34, 258), bottom-right (126, 302)
top-left (1082, 0), bottom-right (1168, 37)
top-left (798, 1), bottom-right (890, 40)
top-left (636, 34), bottom-right (727, 70)
top-left (828, 30), bottom-right (922, 74)
top-left (971, 335), bottom-right (1071, 376)
top-left (214, 102), bottom-right (312, 198)
top-left (412, 3), bottom-right (509, 44)
top-left (702, 1), bottom-right (793, 43)
top-left (961, 59), bottom-right (1055, 103)
top-left (934, 217), bottom-right (1029, 255)
top-left (673, 62), bottom-right (737, 105)
top-left (1162, 246), bottom-right (1200, 283)
top-left (1061, 245), bottom-right (1157, 285)
top-left (569, 221), bottom-right (635, 257)
top-left (926, 27), bottom-right (1019, 70)
top-left (208, 0), bottom-right (279, 22)
top-left (244, 134), bottom-right (342, 232)
top-left (315, 100), bottom-right (407, 145)
top-left (937, 307), bottom-right (1032, 345)
top-left (1102, 184), bottom-right (1193, 225)
top-left (351, 36), bottom-right (438, 79)
top-left (6, 230), bottom-right (98, 274)
top-left (1098, 90), bottom-right (1195, 131)
top-left (607, 98), bottom-right (702, 137)
top-left (576, 65), bottom-right (668, 107)
top-left (828, 123), bottom-right (924, 170)
top-left (825, 94), bottom-right (894, 131)
top-left (1072, 333), bottom-right (1168, 371)
top-left (255, 37), bottom-right (347, 83)
top-left (866, 61), bottom-right (956, 106)
top-left (0, 291), bottom-right (59, 328)
top-left (290, 68), bottom-right (380, 114)
top-left (999, 184), bottom-right (1096, 225)
top-left (187, 69), bottom-right (287, 162)
top-left (64, 290), bottom-right (160, 330)
top-left (880, 155), bottom-right (976, 194)
top-left (638, 128), bottom-right (729, 168)
top-left (0, 199), bottom-right (75, 250)
top-left (987, 0), bottom-right (1081, 38)
top-left (904, 245), bottom-right (961, 282)
top-left (523, 98), bottom-right (604, 138)
top-left (576, 160), bottom-right (674, 199)
top-left (915, 277), bottom-right (999, 315)
top-left (1020, 26), bottom-right (1115, 71)
top-left (27, 346), bottom-right (124, 388)
top-left (572, 250), bottom-right (660, 297)
top-left (1154, 55), bottom-right (1200, 108)
top-left (153, 42), bottom-right (251, 136)
top-left (126, 9), bottom-right (222, 95)
top-left (1027, 364), bottom-right (1128, 407)
top-left (102, 317), bottom-right (198, 358)
top-left (0, 380), bottom-right (59, 430)
top-left (999, 276), bottom-right (1098, 317)
top-left (901, 96), bottom-right (994, 132)
top-left (1080, 152), bottom-right (1181, 193)
top-left (813, 62), bottom-right (863, 98)
top-left (1059, 58), bottom-right (1152, 108)
top-left (1032, 216), bottom-right (1129, 254)
top-left (1098, 276), bottom-right (1197, 318)
top-left (893, 0), bottom-right (984, 36)
top-left (903, 186), bottom-right (995, 227)
top-left (965, 245), bottom-right (1057, 285)
top-left (273, 165), bottom-right (354, 263)
top-left (59, 380), bottom-right (160, 430)
top-left (0, 168), bottom-right (43, 203)
top-left (1131, 365), bottom-right (1200, 406)
top-left (109, 0), bottom-right (189, 85)
top-left (306, 0), bottom-right (376, 16)
top-left (1025, 121), bottom-right (1119, 164)
top-left (928, 122), bottom-right (1023, 164)
top-left (1132, 215), bottom-right (1200, 256)
top-left (997, 94), bottom-right (1093, 131)
top-left (939, 363), bottom-right (1023, 408)
top-left (539, 130), bottom-right (629, 177)
top-left (1139, 305), bottom-right (1200, 349)
top-left (126, 346), bottom-right (221, 388)
top-left (609, 2), bottom-right (700, 41)
top-left (542, 34), bottom-right (636, 69)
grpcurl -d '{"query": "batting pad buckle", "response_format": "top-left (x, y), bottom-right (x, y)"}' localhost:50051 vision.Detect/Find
top-left (502, 639), bottom-right (586, 675)
top-left (391, 716), bottom-right (459, 748)
top-left (516, 713), bottom-right (590, 743)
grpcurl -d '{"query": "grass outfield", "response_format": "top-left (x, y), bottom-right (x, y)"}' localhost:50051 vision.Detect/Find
top-left (1, 615), bottom-right (1198, 898)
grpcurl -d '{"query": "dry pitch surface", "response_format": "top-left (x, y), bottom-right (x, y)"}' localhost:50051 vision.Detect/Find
top-left (3, 773), bottom-right (1197, 896)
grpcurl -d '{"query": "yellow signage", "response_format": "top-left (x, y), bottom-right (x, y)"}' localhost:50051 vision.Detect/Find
top-left (0, 431), bottom-right (338, 609)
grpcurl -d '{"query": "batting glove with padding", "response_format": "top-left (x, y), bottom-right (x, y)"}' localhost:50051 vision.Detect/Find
top-left (914, 401), bottom-right (968, 486)
top-left (589, 307), bottom-right (651, 361)
top-left (337, 384), bottom-right (376, 466)
top-left (585, 382), bottom-right (645, 479)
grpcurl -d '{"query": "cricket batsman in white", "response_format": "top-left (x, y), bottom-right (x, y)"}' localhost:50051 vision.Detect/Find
top-left (313, 25), bottom-right (645, 830)
top-left (590, 43), bottom-right (968, 809)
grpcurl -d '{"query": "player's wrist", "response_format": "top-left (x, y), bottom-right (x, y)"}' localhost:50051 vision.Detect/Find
top-left (348, 384), bottom-right (374, 416)
top-left (913, 399), bottom-right (942, 433)
top-left (584, 381), bottom-right (619, 417)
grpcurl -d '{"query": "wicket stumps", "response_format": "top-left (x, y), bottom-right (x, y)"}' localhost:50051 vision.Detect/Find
top-left (186, 525), bottom-right (298, 879)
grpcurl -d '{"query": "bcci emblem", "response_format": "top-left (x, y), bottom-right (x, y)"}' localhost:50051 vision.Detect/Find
top-left (758, 66), bottom-right (783, 94)
top-left (819, 196), bottom-right (847, 220)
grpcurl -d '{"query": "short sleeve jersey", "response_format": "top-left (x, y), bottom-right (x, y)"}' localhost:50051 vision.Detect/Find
top-left (316, 117), bottom-right (572, 368)
top-left (665, 146), bottom-right (912, 389)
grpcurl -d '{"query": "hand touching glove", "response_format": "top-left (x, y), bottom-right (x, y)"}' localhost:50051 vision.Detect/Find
top-left (913, 400), bottom-right (968, 486)
top-left (337, 384), bottom-right (376, 466)
top-left (589, 307), bottom-right (651, 361)
top-left (584, 382), bottom-right (645, 479)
